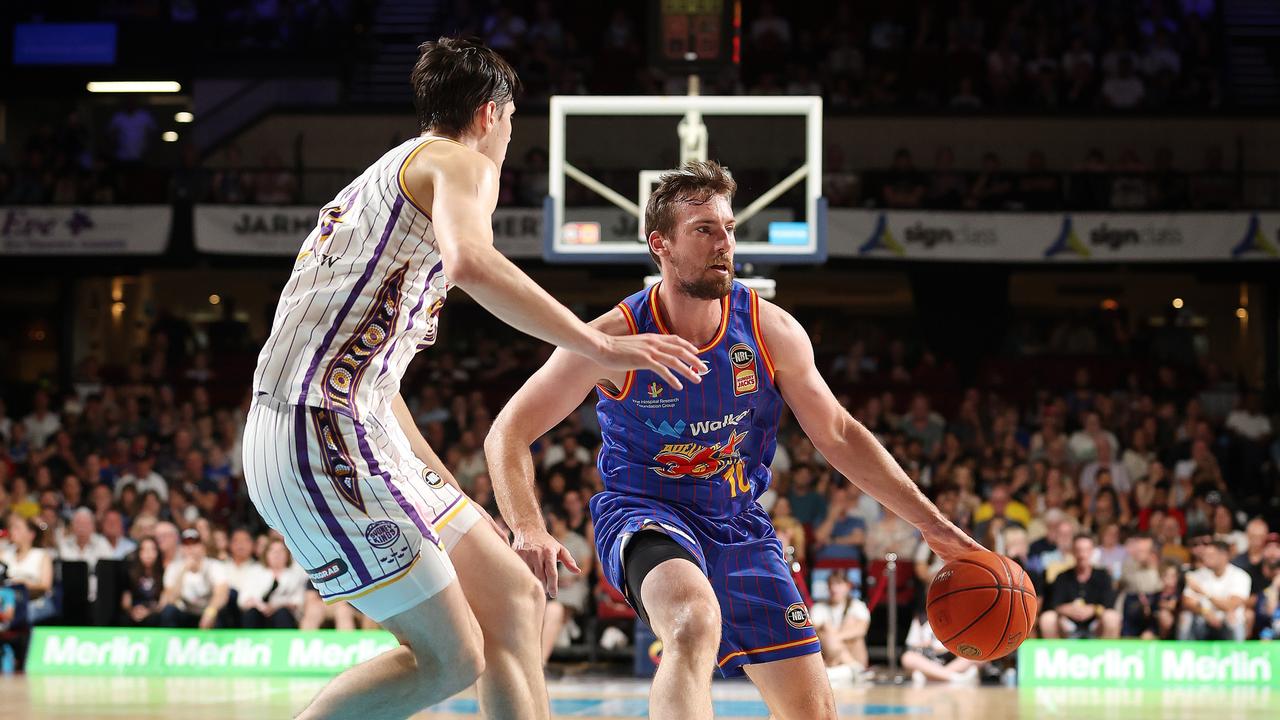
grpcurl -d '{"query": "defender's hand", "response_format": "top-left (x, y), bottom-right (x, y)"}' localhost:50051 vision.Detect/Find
top-left (512, 527), bottom-right (581, 599)
top-left (596, 333), bottom-right (707, 391)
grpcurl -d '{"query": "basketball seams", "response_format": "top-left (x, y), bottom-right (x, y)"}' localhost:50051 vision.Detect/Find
top-left (993, 557), bottom-right (1016, 658)
top-left (927, 584), bottom-right (1036, 607)
top-left (936, 588), bottom-right (1003, 647)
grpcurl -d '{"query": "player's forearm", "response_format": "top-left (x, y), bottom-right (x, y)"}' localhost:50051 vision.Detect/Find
top-left (827, 415), bottom-right (947, 531)
top-left (484, 427), bottom-right (547, 534)
top-left (391, 394), bottom-right (462, 491)
top-left (452, 246), bottom-right (605, 358)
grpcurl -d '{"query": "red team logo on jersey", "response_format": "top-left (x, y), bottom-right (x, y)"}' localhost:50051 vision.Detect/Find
top-left (653, 430), bottom-right (747, 479)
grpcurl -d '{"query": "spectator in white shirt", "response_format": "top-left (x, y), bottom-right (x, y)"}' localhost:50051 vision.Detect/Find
top-left (158, 528), bottom-right (228, 629)
top-left (239, 538), bottom-right (308, 628)
top-left (1080, 436), bottom-right (1132, 498)
top-left (1226, 393), bottom-right (1273, 443)
top-left (1, 514), bottom-right (56, 623)
top-left (1102, 57), bottom-right (1146, 109)
top-left (57, 508), bottom-right (114, 571)
top-left (812, 570), bottom-right (871, 677)
top-left (22, 389), bottom-right (61, 450)
top-left (221, 528), bottom-right (264, 610)
top-left (1179, 540), bottom-right (1251, 640)
top-left (1068, 413), bottom-right (1120, 465)
top-left (101, 509), bottom-right (137, 560)
top-left (114, 455), bottom-right (168, 502)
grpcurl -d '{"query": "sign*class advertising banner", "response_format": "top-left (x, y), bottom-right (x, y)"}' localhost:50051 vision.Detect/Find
top-left (0, 206), bottom-right (170, 255)
top-left (828, 210), bottom-right (1280, 262)
top-left (26, 627), bottom-right (400, 677)
top-left (1018, 639), bottom-right (1279, 687)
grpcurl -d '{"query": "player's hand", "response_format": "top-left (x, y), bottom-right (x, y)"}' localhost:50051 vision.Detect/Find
top-left (596, 333), bottom-right (707, 391)
top-left (511, 527), bottom-right (581, 599)
top-left (922, 519), bottom-right (985, 564)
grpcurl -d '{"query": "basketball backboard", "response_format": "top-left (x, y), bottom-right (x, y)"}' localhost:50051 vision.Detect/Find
top-left (545, 94), bottom-right (826, 265)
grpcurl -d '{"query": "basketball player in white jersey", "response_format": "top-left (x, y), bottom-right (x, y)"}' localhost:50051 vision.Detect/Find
top-left (243, 37), bottom-right (706, 720)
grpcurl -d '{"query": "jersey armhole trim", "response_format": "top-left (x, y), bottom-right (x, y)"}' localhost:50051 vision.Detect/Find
top-left (397, 137), bottom-right (457, 220)
top-left (749, 289), bottom-right (777, 383)
top-left (597, 303), bottom-right (639, 401)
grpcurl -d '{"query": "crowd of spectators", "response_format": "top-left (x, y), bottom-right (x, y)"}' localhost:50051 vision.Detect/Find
top-left (0, 306), bottom-right (1277, 676)
top-left (446, 0), bottom-right (1221, 112)
top-left (847, 143), bottom-right (1240, 211)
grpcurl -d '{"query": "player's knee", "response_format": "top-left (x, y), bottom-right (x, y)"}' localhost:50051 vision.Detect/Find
top-left (663, 599), bottom-right (721, 656)
top-left (426, 639), bottom-right (485, 696)
top-left (519, 570), bottom-right (547, 617)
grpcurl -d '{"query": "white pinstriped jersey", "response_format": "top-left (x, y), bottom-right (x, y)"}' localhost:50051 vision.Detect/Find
top-left (252, 135), bottom-right (453, 421)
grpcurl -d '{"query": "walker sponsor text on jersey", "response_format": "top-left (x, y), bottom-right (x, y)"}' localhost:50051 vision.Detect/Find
top-left (690, 409), bottom-right (752, 436)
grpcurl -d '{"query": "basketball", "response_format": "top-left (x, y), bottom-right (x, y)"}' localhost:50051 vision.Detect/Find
top-left (926, 550), bottom-right (1038, 662)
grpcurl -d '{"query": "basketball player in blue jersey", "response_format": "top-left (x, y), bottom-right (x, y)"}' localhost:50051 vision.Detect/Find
top-left (487, 161), bottom-right (984, 719)
top-left (244, 38), bottom-right (706, 720)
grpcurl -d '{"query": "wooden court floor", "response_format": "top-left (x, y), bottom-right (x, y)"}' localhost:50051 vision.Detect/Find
top-left (2, 674), bottom-right (1278, 719)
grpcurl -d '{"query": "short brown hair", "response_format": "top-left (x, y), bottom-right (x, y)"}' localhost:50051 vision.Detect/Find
top-left (411, 36), bottom-right (520, 136)
top-left (644, 160), bottom-right (736, 266)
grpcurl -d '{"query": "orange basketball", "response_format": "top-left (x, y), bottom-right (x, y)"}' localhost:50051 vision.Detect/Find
top-left (925, 550), bottom-right (1038, 662)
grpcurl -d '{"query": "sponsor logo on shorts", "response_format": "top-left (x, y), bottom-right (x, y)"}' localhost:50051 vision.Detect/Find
top-left (364, 520), bottom-right (401, 549)
top-left (785, 602), bottom-right (812, 629)
top-left (422, 469), bottom-right (445, 488)
top-left (307, 558), bottom-right (349, 583)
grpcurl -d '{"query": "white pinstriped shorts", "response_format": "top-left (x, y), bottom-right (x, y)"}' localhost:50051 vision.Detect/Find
top-left (242, 394), bottom-right (480, 622)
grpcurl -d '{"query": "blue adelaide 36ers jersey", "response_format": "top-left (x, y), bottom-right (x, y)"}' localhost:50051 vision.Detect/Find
top-left (590, 281), bottom-right (821, 678)
top-left (594, 281), bottom-right (783, 521)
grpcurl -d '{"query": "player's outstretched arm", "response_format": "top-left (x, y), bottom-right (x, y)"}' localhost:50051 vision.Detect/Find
top-left (758, 300), bottom-right (984, 563)
top-left (416, 145), bottom-right (705, 390)
top-left (485, 311), bottom-right (626, 595)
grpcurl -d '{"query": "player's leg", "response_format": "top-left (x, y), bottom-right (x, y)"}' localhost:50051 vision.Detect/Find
top-left (243, 401), bottom-right (482, 718)
top-left (541, 600), bottom-right (567, 663)
top-left (449, 517), bottom-right (550, 720)
top-left (742, 654), bottom-right (838, 720)
top-left (1038, 609), bottom-right (1061, 638)
top-left (629, 531), bottom-right (720, 720)
top-left (815, 626), bottom-right (854, 666)
top-left (296, 580), bottom-right (485, 720)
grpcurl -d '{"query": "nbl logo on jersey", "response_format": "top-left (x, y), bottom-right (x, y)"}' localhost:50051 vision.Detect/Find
top-left (729, 343), bottom-right (758, 396)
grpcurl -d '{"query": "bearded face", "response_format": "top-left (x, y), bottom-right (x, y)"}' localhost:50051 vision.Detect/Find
top-left (659, 193), bottom-right (736, 299)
